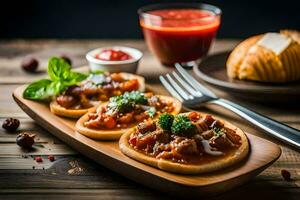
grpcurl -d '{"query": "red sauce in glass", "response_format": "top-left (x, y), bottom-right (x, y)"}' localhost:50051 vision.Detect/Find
top-left (95, 49), bottom-right (132, 61)
top-left (140, 9), bottom-right (220, 66)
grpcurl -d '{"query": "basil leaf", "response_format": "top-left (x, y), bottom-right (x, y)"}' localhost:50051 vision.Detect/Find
top-left (48, 81), bottom-right (67, 95)
top-left (23, 57), bottom-right (88, 101)
top-left (23, 79), bottom-right (52, 100)
top-left (91, 70), bottom-right (105, 75)
top-left (65, 71), bottom-right (88, 85)
top-left (48, 57), bottom-right (71, 81)
top-left (23, 79), bottom-right (67, 101)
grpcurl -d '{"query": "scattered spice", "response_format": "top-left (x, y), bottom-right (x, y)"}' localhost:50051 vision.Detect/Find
top-left (48, 155), bottom-right (55, 162)
top-left (21, 56), bottom-right (39, 72)
top-left (281, 169), bottom-right (292, 181)
top-left (16, 132), bottom-right (35, 149)
top-left (2, 118), bottom-right (20, 132)
top-left (68, 160), bottom-right (84, 175)
top-left (35, 156), bottom-right (43, 163)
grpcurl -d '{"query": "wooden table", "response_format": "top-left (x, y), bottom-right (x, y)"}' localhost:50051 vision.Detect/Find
top-left (0, 39), bottom-right (299, 200)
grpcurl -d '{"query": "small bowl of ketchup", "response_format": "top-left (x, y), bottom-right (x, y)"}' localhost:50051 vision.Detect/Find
top-left (86, 46), bottom-right (143, 73)
top-left (138, 3), bottom-right (221, 67)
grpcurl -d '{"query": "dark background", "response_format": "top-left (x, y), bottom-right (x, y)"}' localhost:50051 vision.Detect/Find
top-left (1, 0), bottom-right (299, 39)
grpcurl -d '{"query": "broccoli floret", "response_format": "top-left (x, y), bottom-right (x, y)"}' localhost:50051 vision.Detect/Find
top-left (171, 115), bottom-right (196, 137)
top-left (158, 113), bottom-right (174, 130)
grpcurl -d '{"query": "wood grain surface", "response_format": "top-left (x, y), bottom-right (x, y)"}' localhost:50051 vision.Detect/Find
top-left (0, 39), bottom-right (299, 200)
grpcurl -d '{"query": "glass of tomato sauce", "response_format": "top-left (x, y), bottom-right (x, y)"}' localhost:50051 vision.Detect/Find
top-left (138, 3), bottom-right (221, 67)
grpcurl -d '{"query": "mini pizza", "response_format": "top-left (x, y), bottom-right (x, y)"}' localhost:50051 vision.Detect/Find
top-left (50, 72), bottom-right (145, 118)
top-left (75, 91), bottom-right (182, 140)
top-left (119, 112), bottom-right (249, 174)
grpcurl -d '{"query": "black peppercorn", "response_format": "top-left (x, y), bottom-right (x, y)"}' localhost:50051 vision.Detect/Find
top-left (60, 55), bottom-right (72, 66)
top-left (21, 57), bottom-right (39, 72)
top-left (65, 85), bottom-right (82, 96)
top-left (16, 132), bottom-right (35, 149)
top-left (281, 169), bottom-right (292, 181)
top-left (2, 118), bottom-right (20, 132)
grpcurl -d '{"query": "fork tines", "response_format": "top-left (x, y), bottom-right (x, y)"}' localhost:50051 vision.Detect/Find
top-left (159, 63), bottom-right (217, 101)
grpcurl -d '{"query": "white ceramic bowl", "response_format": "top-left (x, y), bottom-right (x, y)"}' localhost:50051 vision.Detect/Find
top-left (86, 46), bottom-right (143, 73)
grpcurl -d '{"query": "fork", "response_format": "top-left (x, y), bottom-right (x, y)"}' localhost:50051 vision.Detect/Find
top-left (159, 63), bottom-right (300, 149)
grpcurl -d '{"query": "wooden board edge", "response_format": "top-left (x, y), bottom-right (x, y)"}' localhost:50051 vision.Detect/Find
top-left (12, 85), bottom-right (282, 196)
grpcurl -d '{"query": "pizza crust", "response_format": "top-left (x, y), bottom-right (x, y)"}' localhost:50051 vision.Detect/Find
top-left (119, 112), bottom-right (249, 174)
top-left (120, 72), bottom-right (146, 93)
top-left (50, 101), bottom-right (94, 118)
top-left (49, 73), bottom-right (145, 118)
top-left (75, 95), bottom-right (182, 140)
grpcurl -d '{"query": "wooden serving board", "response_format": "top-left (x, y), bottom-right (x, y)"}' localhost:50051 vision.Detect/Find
top-left (13, 85), bottom-right (281, 197)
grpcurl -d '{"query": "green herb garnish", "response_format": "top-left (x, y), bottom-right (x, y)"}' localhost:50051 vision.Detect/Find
top-left (212, 127), bottom-right (225, 136)
top-left (87, 74), bottom-right (106, 85)
top-left (23, 57), bottom-right (87, 101)
top-left (107, 91), bottom-right (149, 114)
top-left (122, 91), bottom-right (148, 105)
top-left (90, 70), bottom-right (105, 75)
top-left (22, 79), bottom-right (53, 100)
top-left (111, 96), bottom-right (134, 113)
top-left (146, 107), bottom-right (156, 118)
top-left (158, 113), bottom-right (174, 130)
top-left (171, 115), bottom-right (196, 137)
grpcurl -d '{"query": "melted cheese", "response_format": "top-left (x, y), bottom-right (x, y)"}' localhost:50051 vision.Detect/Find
top-left (257, 33), bottom-right (291, 55)
top-left (201, 140), bottom-right (223, 156)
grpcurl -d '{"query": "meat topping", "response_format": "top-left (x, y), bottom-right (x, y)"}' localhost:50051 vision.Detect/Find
top-left (84, 92), bottom-right (174, 129)
top-left (56, 72), bottom-right (140, 109)
top-left (129, 112), bottom-right (242, 164)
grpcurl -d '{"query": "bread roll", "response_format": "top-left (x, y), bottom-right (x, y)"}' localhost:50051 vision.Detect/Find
top-left (227, 30), bottom-right (300, 83)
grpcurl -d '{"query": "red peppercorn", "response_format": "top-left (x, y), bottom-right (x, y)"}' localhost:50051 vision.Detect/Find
top-left (48, 155), bottom-right (55, 162)
top-left (35, 156), bottom-right (43, 163)
top-left (281, 169), bottom-right (292, 181)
